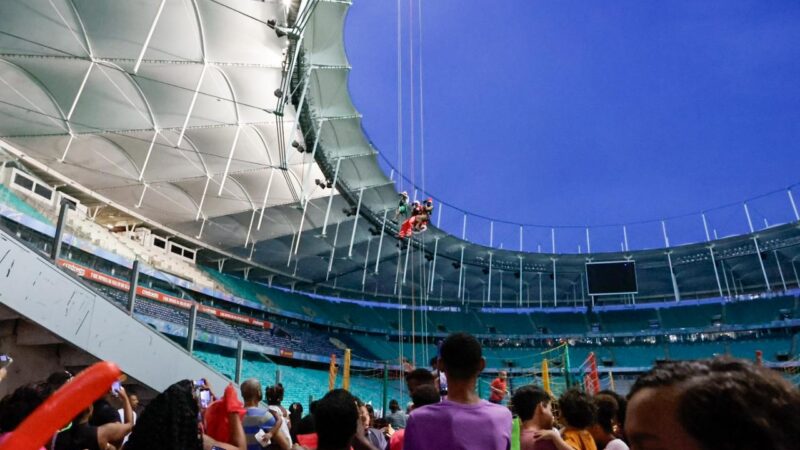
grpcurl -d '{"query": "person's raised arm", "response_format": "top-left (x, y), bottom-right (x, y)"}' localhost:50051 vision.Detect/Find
top-left (267, 409), bottom-right (291, 450)
top-left (99, 387), bottom-right (134, 449)
top-left (227, 410), bottom-right (247, 450)
top-left (351, 408), bottom-right (379, 450)
top-left (533, 429), bottom-right (576, 450)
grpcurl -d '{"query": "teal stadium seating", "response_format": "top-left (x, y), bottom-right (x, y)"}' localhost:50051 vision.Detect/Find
top-left (194, 348), bottom-right (400, 412)
top-left (0, 184), bottom-right (52, 224)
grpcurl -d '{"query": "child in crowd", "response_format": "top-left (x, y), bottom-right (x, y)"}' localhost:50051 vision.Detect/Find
top-left (557, 389), bottom-right (598, 450)
top-left (588, 394), bottom-right (628, 450)
top-left (511, 385), bottom-right (573, 450)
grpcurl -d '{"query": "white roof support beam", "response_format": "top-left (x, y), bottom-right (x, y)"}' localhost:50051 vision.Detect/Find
top-left (195, 175), bottom-right (211, 221)
top-left (326, 220), bottom-right (341, 281)
top-left (217, 124), bottom-right (242, 196)
top-left (257, 169), bottom-right (277, 231)
top-left (133, 0), bottom-right (167, 74)
top-left (177, 64), bottom-right (208, 147)
top-left (67, 61), bottom-right (94, 121)
top-left (138, 129), bottom-right (159, 182)
top-left (373, 209), bottom-right (389, 274)
top-left (321, 157), bottom-right (341, 236)
top-left (347, 187), bottom-right (364, 258)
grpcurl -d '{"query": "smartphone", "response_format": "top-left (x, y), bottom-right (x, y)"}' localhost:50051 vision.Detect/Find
top-left (199, 390), bottom-right (211, 409)
top-left (194, 378), bottom-right (206, 388)
top-left (254, 429), bottom-right (270, 447)
top-left (438, 371), bottom-right (448, 396)
top-left (111, 381), bottom-right (121, 397)
top-left (0, 355), bottom-right (12, 369)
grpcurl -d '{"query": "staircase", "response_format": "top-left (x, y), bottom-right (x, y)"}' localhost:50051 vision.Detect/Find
top-left (0, 228), bottom-right (234, 394)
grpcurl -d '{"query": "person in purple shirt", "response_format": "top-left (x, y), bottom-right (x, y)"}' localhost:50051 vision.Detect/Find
top-left (403, 333), bottom-right (512, 450)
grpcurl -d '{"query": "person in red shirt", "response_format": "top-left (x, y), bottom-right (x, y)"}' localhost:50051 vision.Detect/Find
top-left (489, 371), bottom-right (508, 404)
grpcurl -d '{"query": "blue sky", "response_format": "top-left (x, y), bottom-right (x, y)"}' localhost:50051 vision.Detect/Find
top-left (343, 1), bottom-right (800, 251)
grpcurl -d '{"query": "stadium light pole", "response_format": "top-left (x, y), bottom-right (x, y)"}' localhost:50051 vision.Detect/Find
top-left (552, 258), bottom-right (557, 307)
top-left (362, 236), bottom-right (372, 292)
top-left (622, 226), bottom-right (629, 252)
top-left (402, 239), bottom-right (411, 285)
top-left (394, 247), bottom-right (402, 296)
top-left (538, 272), bottom-right (543, 308)
top-left (326, 220), bottom-right (341, 281)
top-left (708, 246), bottom-right (724, 298)
top-left (745, 203), bottom-right (771, 290)
top-left (487, 253), bottom-right (493, 303)
top-left (374, 209), bottom-right (389, 274)
top-left (719, 259), bottom-right (732, 297)
top-left (791, 257), bottom-right (800, 288)
top-left (701, 212), bottom-right (711, 242)
top-left (701, 214), bottom-right (720, 299)
top-left (499, 270), bottom-right (504, 307)
top-left (457, 246), bottom-right (465, 302)
top-left (487, 222), bottom-right (494, 302)
top-left (662, 220), bottom-right (680, 302)
top-left (518, 256), bottom-right (524, 307)
top-left (551, 228), bottom-right (557, 306)
top-left (585, 227), bottom-right (591, 254)
top-left (788, 188), bottom-right (800, 221)
top-left (429, 237), bottom-right (439, 293)
top-left (773, 251), bottom-right (787, 291)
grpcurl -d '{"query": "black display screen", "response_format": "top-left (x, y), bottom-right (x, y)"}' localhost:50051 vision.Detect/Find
top-left (586, 261), bottom-right (638, 295)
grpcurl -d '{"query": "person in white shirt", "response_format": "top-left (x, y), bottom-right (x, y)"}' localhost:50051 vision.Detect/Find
top-left (266, 384), bottom-right (292, 445)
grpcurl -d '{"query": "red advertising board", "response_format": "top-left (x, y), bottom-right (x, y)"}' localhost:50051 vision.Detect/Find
top-left (58, 260), bottom-right (271, 329)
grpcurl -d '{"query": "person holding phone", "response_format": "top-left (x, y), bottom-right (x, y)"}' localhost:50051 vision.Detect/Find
top-left (124, 379), bottom-right (248, 450)
top-left (53, 381), bottom-right (134, 450)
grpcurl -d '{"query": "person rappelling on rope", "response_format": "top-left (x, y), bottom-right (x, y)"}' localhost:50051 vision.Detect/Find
top-left (398, 198), bottom-right (434, 239)
top-left (395, 191), bottom-right (410, 220)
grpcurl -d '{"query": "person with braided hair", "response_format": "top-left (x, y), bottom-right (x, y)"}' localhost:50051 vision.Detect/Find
top-left (123, 380), bottom-right (246, 450)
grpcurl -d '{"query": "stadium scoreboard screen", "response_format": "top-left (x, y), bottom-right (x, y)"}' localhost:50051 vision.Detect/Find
top-left (586, 261), bottom-right (638, 295)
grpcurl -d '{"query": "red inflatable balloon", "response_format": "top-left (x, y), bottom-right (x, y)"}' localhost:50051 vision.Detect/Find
top-left (0, 361), bottom-right (121, 450)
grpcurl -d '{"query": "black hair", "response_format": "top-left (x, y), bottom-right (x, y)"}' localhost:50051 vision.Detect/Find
top-left (411, 384), bottom-right (441, 409)
top-left (313, 389), bottom-right (359, 449)
top-left (46, 370), bottom-right (73, 390)
top-left (289, 402), bottom-right (304, 443)
top-left (265, 384), bottom-right (284, 405)
top-left (593, 394), bottom-right (619, 434)
top-left (124, 380), bottom-right (202, 450)
top-left (0, 382), bottom-right (52, 432)
top-left (511, 385), bottom-right (551, 421)
top-left (389, 399), bottom-right (400, 412)
top-left (558, 388), bottom-right (596, 429)
top-left (439, 333), bottom-right (483, 380)
top-left (598, 389), bottom-right (626, 431)
top-left (629, 357), bottom-right (800, 450)
top-left (405, 368), bottom-right (435, 387)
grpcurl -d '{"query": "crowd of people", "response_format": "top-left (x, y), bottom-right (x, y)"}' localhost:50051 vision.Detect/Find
top-left (0, 332), bottom-right (799, 450)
